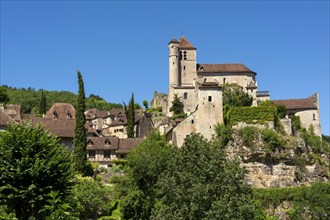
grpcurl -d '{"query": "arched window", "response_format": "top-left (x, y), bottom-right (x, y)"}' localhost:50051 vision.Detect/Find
top-left (183, 92), bottom-right (188, 99)
top-left (184, 51), bottom-right (187, 60)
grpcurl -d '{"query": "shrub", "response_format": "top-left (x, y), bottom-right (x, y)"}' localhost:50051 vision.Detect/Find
top-left (227, 106), bottom-right (276, 126)
top-left (291, 115), bottom-right (302, 132)
top-left (214, 123), bottom-right (232, 147)
top-left (240, 126), bottom-right (260, 149)
top-left (262, 129), bottom-right (285, 152)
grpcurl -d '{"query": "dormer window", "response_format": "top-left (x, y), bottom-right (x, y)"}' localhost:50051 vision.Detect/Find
top-left (53, 111), bottom-right (58, 118)
top-left (87, 139), bottom-right (93, 145)
top-left (67, 111), bottom-right (72, 119)
top-left (105, 139), bottom-right (111, 145)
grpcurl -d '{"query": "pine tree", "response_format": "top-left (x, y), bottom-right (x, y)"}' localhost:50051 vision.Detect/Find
top-left (124, 93), bottom-right (135, 138)
top-left (73, 71), bottom-right (92, 176)
top-left (169, 93), bottom-right (184, 116)
top-left (38, 89), bottom-right (47, 115)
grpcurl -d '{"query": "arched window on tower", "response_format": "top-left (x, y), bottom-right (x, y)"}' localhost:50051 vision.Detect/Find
top-left (183, 92), bottom-right (188, 99)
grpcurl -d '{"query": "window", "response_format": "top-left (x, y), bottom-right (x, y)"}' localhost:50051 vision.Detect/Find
top-left (105, 139), bottom-right (111, 145)
top-left (89, 150), bottom-right (95, 158)
top-left (208, 96), bottom-right (212, 102)
top-left (184, 51), bottom-right (187, 60)
top-left (313, 114), bottom-right (316, 120)
top-left (183, 92), bottom-right (188, 99)
top-left (53, 111), bottom-right (58, 118)
top-left (183, 66), bottom-right (186, 70)
top-left (180, 51), bottom-right (183, 60)
top-left (191, 120), bottom-right (194, 124)
top-left (67, 111), bottom-right (72, 119)
top-left (104, 150), bottom-right (111, 158)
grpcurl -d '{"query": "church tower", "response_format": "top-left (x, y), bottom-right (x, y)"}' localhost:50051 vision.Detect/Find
top-left (167, 36), bottom-right (198, 116)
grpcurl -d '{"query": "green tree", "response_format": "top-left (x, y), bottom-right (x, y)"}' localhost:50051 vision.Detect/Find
top-left (119, 132), bottom-right (174, 219)
top-left (223, 83), bottom-right (253, 108)
top-left (38, 89), bottom-right (47, 115)
top-left (70, 176), bottom-right (115, 219)
top-left (0, 123), bottom-right (74, 219)
top-left (124, 93), bottom-right (135, 138)
top-left (142, 100), bottom-right (149, 110)
top-left (152, 134), bottom-right (257, 219)
top-left (0, 86), bottom-right (9, 103)
top-left (169, 93), bottom-right (184, 116)
top-left (73, 71), bottom-right (92, 176)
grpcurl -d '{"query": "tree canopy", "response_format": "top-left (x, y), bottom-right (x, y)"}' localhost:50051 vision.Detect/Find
top-left (0, 86), bottom-right (9, 103)
top-left (0, 123), bottom-right (74, 219)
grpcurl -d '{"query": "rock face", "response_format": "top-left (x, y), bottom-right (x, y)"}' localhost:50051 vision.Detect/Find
top-left (226, 129), bottom-right (329, 188)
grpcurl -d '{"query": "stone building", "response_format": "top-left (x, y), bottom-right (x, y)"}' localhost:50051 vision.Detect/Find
top-left (273, 93), bottom-right (322, 136)
top-left (165, 36), bottom-right (269, 146)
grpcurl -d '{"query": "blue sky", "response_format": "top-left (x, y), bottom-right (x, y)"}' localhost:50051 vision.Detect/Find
top-left (1, 1), bottom-right (329, 135)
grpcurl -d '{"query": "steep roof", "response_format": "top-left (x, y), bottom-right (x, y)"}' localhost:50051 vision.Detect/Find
top-left (110, 108), bottom-right (125, 117)
top-left (179, 36), bottom-right (196, 49)
top-left (86, 137), bottom-right (119, 150)
top-left (85, 108), bottom-right (109, 120)
top-left (32, 117), bottom-right (75, 137)
top-left (168, 38), bottom-right (179, 44)
top-left (272, 95), bottom-right (317, 110)
top-left (116, 138), bottom-right (144, 154)
top-left (197, 64), bottom-right (256, 74)
top-left (3, 105), bottom-right (21, 121)
top-left (45, 103), bottom-right (76, 119)
top-left (0, 109), bottom-right (15, 126)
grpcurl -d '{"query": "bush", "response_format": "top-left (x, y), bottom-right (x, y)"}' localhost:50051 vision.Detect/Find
top-left (214, 123), bottom-right (232, 147)
top-left (262, 129), bottom-right (285, 152)
top-left (240, 126), bottom-right (260, 149)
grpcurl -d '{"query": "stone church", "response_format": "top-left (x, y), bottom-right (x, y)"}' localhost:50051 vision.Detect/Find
top-left (152, 36), bottom-right (321, 146)
top-left (165, 36), bottom-right (269, 146)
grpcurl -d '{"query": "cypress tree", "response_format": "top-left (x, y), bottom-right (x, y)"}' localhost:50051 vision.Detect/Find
top-left (125, 93), bottom-right (135, 138)
top-left (38, 89), bottom-right (47, 115)
top-left (73, 71), bottom-right (92, 176)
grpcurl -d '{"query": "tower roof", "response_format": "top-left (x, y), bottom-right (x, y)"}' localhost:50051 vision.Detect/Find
top-left (179, 36), bottom-right (196, 49)
top-left (168, 38), bottom-right (179, 45)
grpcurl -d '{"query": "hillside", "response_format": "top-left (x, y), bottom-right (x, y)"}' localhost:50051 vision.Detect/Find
top-left (2, 85), bottom-right (122, 114)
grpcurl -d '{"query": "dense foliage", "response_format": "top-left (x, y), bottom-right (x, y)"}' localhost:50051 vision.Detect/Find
top-left (38, 89), bottom-right (47, 115)
top-left (2, 85), bottom-right (122, 114)
top-left (254, 182), bottom-right (330, 219)
top-left (0, 86), bottom-right (9, 103)
top-left (0, 123), bottom-right (74, 219)
top-left (73, 72), bottom-right (93, 176)
top-left (223, 83), bottom-right (253, 108)
top-left (227, 106), bottom-right (276, 126)
top-left (152, 134), bottom-right (258, 220)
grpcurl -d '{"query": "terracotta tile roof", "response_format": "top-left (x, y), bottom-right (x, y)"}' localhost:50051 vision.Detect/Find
top-left (200, 81), bottom-right (219, 87)
top-left (110, 108), bottom-right (125, 117)
top-left (109, 117), bottom-right (127, 127)
top-left (3, 105), bottom-right (21, 121)
top-left (179, 36), bottom-right (196, 49)
top-left (86, 136), bottom-right (119, 150)
top-left (45, 103), bottom-right (76, 119)
top-left (197, 64), bottom-right (256, 74)
top-left (0, 109), bottom-right (15, 125)
top-left (32, 117), bottom-right (75, 137)
top-left (116, 138), bottom-right (144, 154)
top-left (21, 114), bottom-right (36, 121)
top-left (272, 95), bottom-right (317, 110)
top-left (168, 38), bottom-right (179, 44)
top-left (85, 108), bottom-right (109, 120)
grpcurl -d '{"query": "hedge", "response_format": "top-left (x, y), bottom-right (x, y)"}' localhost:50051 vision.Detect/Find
top-left (227, 106), bottom-right (276, 126)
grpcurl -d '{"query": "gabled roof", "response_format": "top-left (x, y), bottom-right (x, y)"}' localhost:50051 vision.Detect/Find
top-left (272, 95), bottom-right (317, 110)
top-left (3, 105), bottom-right (21, 121)
top-left (32, 117), bottom-right (75, 138)
top-left (86, 137), bottom-right (119, 150)
top-left (197, 64), bottom-right (256, 75)
top-left (110, 108), bottom-right (125, 117)
top-left (45, 103), bottom-right (76, 119)
top-left (0, 109), bottom-right (15, 126)
top-left (85, 108), bottom-right (109, 120)
top-left (168, 38), bottom-right (179, 44)
top-left (179, 36), bottom-right (196, 49)
top-left (116, 138), bottom-right (144, 154)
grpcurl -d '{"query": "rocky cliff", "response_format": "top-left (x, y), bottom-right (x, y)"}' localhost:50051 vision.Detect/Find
top-left (226, 129), bottom-right (329, 188)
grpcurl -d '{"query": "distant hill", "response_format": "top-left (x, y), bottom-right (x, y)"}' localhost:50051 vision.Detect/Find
top-left (3, 85), bottom-right (122, 114)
